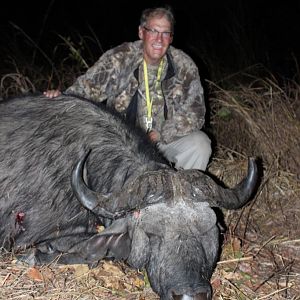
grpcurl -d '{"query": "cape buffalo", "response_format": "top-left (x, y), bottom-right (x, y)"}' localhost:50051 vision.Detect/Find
top-left (0, 95), bottom-right (258, 300)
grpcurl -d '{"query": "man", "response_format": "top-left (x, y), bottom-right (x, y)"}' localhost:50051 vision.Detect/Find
top-left (45, 7), bottom-right (211, 170)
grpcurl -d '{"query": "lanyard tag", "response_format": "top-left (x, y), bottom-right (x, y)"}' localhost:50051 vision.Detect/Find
top-left (145, 117), bottom-right (153, 131)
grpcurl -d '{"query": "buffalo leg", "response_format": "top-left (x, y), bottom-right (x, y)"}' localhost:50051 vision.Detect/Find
top-left (17, 233), bottom-right (96, 266)
top-left (17, 232), bottom-right (130, 266)
top-left (17, 248), bottom-right (101, 266)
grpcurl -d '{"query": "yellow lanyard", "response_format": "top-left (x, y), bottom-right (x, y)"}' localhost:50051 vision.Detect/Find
top-left (143, 59), bottom-right (164, 128)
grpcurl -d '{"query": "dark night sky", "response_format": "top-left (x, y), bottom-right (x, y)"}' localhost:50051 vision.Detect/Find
top-left (1, 0), bottom-right (300, 79)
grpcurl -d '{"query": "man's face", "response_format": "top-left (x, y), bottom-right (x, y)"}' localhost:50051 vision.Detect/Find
top-left (139, 16), bottom-right (173, 65)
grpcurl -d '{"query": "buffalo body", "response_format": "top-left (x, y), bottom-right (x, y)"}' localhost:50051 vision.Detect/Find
top-left (0, 95), bottom-right (258, 300)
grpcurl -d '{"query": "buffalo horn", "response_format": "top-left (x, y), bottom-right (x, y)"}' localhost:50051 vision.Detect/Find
top-left (185, 157), bottom-right (258, 209)
top-left (71, 151), bottom-right (127, 219)
top-left (71, 151), bottom-right (176, 219)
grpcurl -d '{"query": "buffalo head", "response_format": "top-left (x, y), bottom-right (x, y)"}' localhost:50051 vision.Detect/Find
top-left (71, 152), bottom-right (258, 300)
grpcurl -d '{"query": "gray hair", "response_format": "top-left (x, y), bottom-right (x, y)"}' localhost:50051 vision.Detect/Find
top-left (140, 7), bottom-right (175, 32)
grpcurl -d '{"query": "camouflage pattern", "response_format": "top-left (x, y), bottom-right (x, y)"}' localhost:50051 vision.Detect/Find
top-left (66, 40), bottom-right (205, 144)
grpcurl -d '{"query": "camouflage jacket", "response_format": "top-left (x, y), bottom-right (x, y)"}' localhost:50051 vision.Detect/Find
top-left (66, 40), bottom-right (206, 144)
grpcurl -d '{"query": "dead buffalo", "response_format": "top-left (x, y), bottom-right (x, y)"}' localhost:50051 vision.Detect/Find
top-left (0, 94), bottom-right (258, 300)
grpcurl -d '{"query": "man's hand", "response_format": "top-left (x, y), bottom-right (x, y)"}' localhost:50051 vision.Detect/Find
top-left (43, 89), bottom-right (61, 98)
top-left (148, 129), bottom-right (160, 143)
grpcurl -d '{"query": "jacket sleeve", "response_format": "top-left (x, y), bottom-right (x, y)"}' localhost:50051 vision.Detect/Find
top-left (160, 58), bottom-right (206, 144)
top-left (65, 47), bottom-right (122, 102)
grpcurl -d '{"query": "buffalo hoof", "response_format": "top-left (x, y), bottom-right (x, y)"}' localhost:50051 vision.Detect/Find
top-left (16, 249), bottom-right (40, 266)
top-left (16, 248), bottom-right (62, 265)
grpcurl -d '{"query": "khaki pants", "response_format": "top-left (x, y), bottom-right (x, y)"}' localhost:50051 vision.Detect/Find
top-left (158, 131), bottom-right (211, 171)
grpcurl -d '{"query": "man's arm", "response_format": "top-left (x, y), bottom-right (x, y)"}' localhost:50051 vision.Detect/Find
top-left (64, 48), bottom-right (121, 102)
top-left (44, 43), bottom-right (132, 101)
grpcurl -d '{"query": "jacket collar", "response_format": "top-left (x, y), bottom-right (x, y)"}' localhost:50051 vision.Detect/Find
top-left (165, 51), bottom-right (176, 80)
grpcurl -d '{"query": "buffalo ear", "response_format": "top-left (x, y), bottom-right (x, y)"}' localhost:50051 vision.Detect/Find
top-left (68, 218), bottom-right (131, 263)
top-left (97, 218), bottom-right (131, 260)
top-left (127, 227), bottom-right (150, 269)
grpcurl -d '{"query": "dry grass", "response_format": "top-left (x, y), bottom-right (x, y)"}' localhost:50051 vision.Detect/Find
top-left (209, 157), bottom-right (300, 300)
top-left (0, 76), bottom-right (299, 299)
top-left (207, 77), bottom-right (300, 299)
top-left (209, 76), bottom-right (300, 174)
top-left (0, 254), bottom-right (158, 299)
top-left (0, 72), bottom-right (36, 98)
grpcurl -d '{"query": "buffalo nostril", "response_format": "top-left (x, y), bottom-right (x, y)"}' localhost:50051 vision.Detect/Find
top-left (173, 293), bottom-right (211, 300)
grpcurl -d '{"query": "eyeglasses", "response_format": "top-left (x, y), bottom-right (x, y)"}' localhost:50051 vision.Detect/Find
top-left (143, 26), bottom-right (173, 39)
